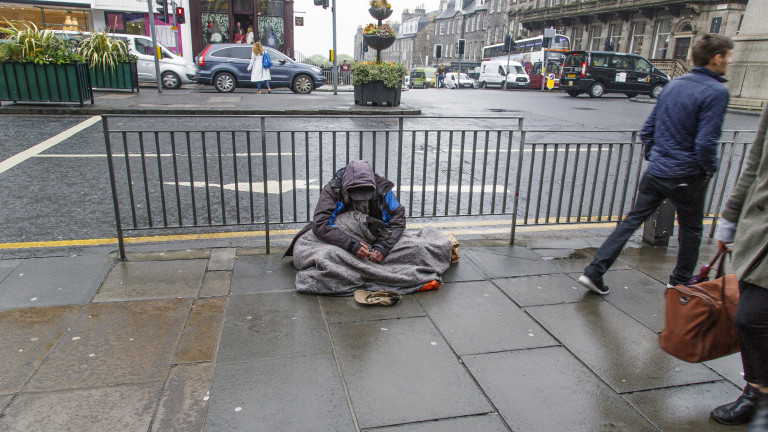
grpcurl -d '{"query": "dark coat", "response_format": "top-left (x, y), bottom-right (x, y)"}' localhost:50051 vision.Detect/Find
top-left (284, 167), bottom-right (406, 257)
top-left (640, 67), bottom-right (730, 179)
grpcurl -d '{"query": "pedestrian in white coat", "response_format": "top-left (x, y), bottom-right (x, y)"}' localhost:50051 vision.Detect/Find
top-left (247, 41), bottom-right (271, 94)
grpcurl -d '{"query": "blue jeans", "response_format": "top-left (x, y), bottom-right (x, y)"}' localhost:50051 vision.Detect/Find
top-left (584, 171), bottom-right (710, 285)
top-left (256, 81), bottom-right (270, 90)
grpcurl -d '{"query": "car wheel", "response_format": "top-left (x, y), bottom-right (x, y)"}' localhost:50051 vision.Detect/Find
top-left (589, 82), bottom-right (605, 98)
top-left (292, 74), bottom-right (314, 94)
top-left (161, 71), bottom-right (181, 89)
top-left (214, 72), bottom-right (236, 93)
top-left (567, 91), bottom-right (579, 97)
top-left (650, 84), bottom-right (664, 99)
top-left (625, 93), bottom-right (638, 98)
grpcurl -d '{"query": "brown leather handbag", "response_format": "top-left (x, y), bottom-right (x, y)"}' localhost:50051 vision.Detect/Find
top-left (659, 248), bottom-right (740, 363)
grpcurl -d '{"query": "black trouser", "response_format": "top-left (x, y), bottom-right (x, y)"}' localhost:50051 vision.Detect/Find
top-left (737, 280), bottom-right (768, 386)
top-left (584, 171), bottom-right (710, 285)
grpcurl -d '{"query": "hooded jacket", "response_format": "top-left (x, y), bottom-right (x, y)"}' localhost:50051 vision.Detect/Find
top-left (640, 67), bottom-right (730, 178)
top-left (284, 163), bottom-right (406, 257)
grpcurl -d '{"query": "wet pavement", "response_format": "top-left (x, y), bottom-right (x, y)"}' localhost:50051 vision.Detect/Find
top-left (0, 228), bottom-right (750, 431)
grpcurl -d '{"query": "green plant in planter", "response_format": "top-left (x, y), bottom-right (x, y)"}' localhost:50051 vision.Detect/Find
top-left (78, 30), bottom-right (136, 70)
top-left (0, 19), bottom-right (84, 64)
top-left (351, 61), bottom-right (406, 89)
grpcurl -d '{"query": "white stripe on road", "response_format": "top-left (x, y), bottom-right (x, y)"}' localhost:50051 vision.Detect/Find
top-left (0, 116), bottom-right (101, 174)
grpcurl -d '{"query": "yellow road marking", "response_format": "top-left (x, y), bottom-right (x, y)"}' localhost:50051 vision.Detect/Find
top-left (0, 219), bottom-right (715, 250)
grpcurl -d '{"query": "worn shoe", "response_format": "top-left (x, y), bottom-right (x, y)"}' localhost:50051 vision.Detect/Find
top-left (711, 384), bottom-right (761, 425)
top-left (353, 290), bottom-right (402, 306)
top-left (257, 90), bottom-right (262, 94)
top-left (748, 391), bottom-right (768, 432)
top-left (267, 88), bottom-right (272, 94)
top-left (578, 274), bottom-right (609, 295)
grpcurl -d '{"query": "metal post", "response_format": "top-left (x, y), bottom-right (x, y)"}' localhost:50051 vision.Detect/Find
top-left (505, 54), bottom-right (511, 91)
top-left (332, 0), bottom-right (338, 95)
top-left (147, 0), bottom-right (163, 93)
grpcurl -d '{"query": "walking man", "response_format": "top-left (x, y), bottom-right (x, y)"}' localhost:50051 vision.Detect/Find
top-left (578, 33), bottom-right (734, 295)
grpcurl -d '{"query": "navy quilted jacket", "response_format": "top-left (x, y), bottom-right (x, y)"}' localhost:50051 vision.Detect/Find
top-left (640, 67), bottom-right (730, 178)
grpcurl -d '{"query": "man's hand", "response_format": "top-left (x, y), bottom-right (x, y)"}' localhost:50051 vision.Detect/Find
top-left (718, 240), bottom-right (732, 252)
top-left (369, 250), bottom-right (384, 263)
top-left (355, 243), bottom-right (372, 259)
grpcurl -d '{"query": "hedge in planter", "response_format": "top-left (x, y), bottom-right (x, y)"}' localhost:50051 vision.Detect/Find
top-left (0, 62), bottom-right (93, 106)
top-left (89, 62), bottom-right (139, 92)
top-left (351, 61), bottom-right (406, 106)
top-left (80, 31), bottom-right (139, 92)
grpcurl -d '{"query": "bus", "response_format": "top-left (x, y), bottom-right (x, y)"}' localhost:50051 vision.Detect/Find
top-left (482, 34), bottom-right (570, 89)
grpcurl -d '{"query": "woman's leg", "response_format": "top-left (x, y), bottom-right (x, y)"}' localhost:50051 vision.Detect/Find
top-left (266, 81), bottom-right (271, 93)
top-left (256, 81), bottom-right (262, 92)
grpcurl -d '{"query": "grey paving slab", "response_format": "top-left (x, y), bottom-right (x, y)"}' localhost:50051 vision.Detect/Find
top-left (464, 248), bottom-right (560, 278)
top-left (199, 270), bottom-right (232, 297)
top-left (617, 245), bottom-right (681, 284)
top-left (602, 269), bottom-right (667, 333)
top-left (216, 292), bottom-right (330, 363)
top-left (531, 247), bottom-right (631, 273)
top-left (208, 248), bottom-right (236, 271)
top-left (151, 363), bottom-right (214, 432)
top-left (527, 302), bottom-right (721, 393)
top-left (465, 245), bottom-right (544, 260)
top-left (0, 395), bottom-right (12, 411)
top-left (25, 299), bottom-right (192, 392)
top-left (416, 281), bottom-right (557, 355)
top-left (363, 414), bottom-right (509, 432)
top-left (94, 259), bottom-right (207, 302)
top-left (0, 305), bottom-right (83, 393)
top-left (174, 297), bottom-right (227, 364)
top-left (230, 254), bottom-right (297, 293)
top-left (330, 317), bottom-right (492, 429)
top-left (440, 255), bottom-right (486, 282)
top-left (705, 353), bottom-right (748, 387)
top-left (319, 293), bottom-right (426, 324)
top-left (0, 255), bottom-right (113, 310)
top-left (205, 354), bottom-right (355, 432)
top-left (0, 381), bottom-right (162, 432)
top-left (0, 258), bottom-right (21, 283)
top-left (494, 273), bottom-right (598, 307)
top-left (463, 347), bottom-right (655, 432)
top-left (127, 249), bottom-right (210, 261)
top-left (624, 381), bottom-right (750, 432)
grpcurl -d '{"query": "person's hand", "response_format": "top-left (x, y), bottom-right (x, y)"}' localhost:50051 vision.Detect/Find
top-left (715, 218), bottom-right (737, 244)
top-left (355, 243), bottom-right (372, 259)
top-left (718, 241), bottom-right (732, 252)
top-left (369, 250), bottom-right (384, 263)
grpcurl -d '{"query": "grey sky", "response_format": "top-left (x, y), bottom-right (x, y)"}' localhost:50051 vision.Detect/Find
top-left (293, 0), bottom-right (442, 57)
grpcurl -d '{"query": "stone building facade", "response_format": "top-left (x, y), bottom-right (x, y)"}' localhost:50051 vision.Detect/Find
top-left (726, 0), bottom-right (768, 101)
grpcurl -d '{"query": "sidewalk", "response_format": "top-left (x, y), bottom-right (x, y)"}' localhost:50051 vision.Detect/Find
top-left (0, 84), bottom-right (420, 116)
top-left (0, 228), bottom-right (748, 431)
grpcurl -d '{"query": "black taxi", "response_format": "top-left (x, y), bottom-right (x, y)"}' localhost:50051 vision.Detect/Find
top-left (560, 50), bottom-right (670, 98)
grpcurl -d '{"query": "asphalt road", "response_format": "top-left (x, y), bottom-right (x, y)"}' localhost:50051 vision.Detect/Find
top-left (0, 88), bottom-right (760, 250)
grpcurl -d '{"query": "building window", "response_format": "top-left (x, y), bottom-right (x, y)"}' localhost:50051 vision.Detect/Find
top-left (201, 0), bottom-right (229, 12)
top-left (710, 17), bottom-right (722, 34)
top-left (630, 21), bottom-right (645, 55)
top-left (653, 19), bottom-right (672, 58)
top-left (572, 26), bottom-right (583, 50)
top-left (202, 13), bottom-right (230, 44)
top-left (495, 27), bottom-right (500, 43)
top-left (607, 23), bottom-right (621, 52)
top-left (589, 25), bottom-right (603, 51)
top-left (440, 21), bottom-right (445, 35)
top-left (499, 0), bottom-right (504, 11)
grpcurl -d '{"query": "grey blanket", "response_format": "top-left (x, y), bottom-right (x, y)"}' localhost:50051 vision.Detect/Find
top-left (292, 211), bottom-right (452, 296)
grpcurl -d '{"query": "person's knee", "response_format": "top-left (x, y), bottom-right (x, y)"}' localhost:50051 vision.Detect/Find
top-left (735, 309), bottom-right (768, 335)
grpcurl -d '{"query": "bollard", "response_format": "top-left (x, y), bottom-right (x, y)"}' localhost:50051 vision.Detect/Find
top-left (642, 199), bottom-right (676, 246)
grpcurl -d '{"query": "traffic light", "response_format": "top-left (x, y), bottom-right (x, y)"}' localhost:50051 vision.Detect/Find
top-left (503, 35), bottom-right (512, 53)
top-left (314, 0), bottom-right (329, 8)
top-left (457, 39), bottom-right (466, 56)
top-left (362, 39), bottom-right (368, 52)
top-left (155, 0), bottom-right (168, 23)
top-left (433, 44), bottom-right (442, 59)
top-left (176, 7), bottom-right (185, 24)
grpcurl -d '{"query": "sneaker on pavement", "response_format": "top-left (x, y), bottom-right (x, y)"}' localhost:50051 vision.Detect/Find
top-left (666, 283), bottom-right (675, 288)
top-left (578, 274), bottom-right (610, 295)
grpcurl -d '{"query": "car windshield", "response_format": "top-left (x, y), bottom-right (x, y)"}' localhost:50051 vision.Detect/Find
top-left (512, 65), bottom-right (524, 74)
top-left (459, 74), bottom-right (470, 80)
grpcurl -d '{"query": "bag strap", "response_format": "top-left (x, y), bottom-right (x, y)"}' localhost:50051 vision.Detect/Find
top-left (714, 247), bottom-right (731, 300)
top-left (697, 247), bottom-right (726, 281)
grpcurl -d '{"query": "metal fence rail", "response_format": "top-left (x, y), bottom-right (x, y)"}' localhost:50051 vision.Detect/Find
top-left (102, 115), bottom-right (754, 259)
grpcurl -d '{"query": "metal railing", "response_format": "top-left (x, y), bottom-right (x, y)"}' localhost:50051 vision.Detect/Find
top-left (102, 115), bottom-right (754, 259)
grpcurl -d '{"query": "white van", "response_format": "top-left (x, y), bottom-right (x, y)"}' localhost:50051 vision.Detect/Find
top-left (479, 60), bottom-right (530, 89)
top-left (53, 31), bottom-right (197, 89)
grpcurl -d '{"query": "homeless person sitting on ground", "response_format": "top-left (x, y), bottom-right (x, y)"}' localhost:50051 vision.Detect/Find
top-left (285, 160), bottom-right (453, 297)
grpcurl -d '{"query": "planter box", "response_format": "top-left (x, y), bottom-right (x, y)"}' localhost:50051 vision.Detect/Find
top-left (354, 80), bottom-right (401, 107)
top-left (0, 62), bottom-right (93, 106)
top-left (363, 34), bottom-right (396, 51)
top-left (89, 62), bottom-right (139, 92)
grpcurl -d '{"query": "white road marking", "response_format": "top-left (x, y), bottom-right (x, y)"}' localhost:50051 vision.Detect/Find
top-left (0, 116), bottom-right (101, 174)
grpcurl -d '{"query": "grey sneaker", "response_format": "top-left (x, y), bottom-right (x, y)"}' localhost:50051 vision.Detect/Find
top-left (578, 274), bottom-right (610, 295)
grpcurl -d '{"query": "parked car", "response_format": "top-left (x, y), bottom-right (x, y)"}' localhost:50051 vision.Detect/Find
top-left (53, 31), bottom-right (197, 89)
top-left (445, 72), bottom-right (477, 89)
top-left (560, 50), bottom-right (670, 98)
top-left (478, 60), bottom-right (529, 89)
top-left (409, 67), bottom-right (436, 89)
top-left (194, 43), bottom-right (326, 93)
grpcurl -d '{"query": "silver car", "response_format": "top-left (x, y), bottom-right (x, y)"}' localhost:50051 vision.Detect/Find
top-left (113, 35), bottom-right (197, 89)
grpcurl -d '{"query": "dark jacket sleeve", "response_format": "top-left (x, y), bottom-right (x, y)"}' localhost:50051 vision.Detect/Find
top-left (695, 87), bottom-right (729, 175)
top-left (372, 190), bottom-right (406, 257)
top-left (311, 183), bottom-right (360, 254)
top-left (640, 104), bottom-right (657, 161)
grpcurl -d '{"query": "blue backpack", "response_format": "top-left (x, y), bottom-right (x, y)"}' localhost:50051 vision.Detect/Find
top-left (262, 52), bottom-right (273, 69)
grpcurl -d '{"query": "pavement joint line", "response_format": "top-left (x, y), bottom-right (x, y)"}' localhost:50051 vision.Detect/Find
top-left (0, 219), bottom-right (715, 250)
top-left (0, 115), bottom-right (101, 174)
